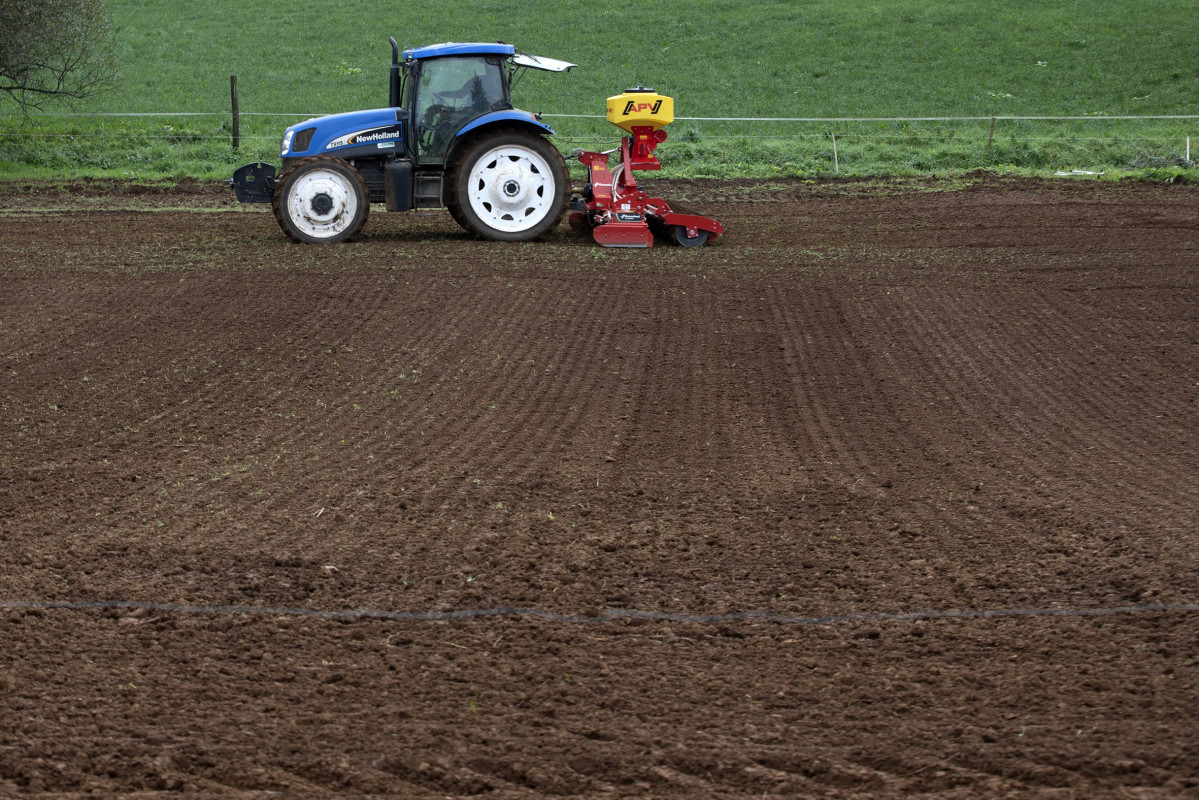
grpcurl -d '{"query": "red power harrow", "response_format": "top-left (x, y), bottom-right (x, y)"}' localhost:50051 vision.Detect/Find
top-left (567, 88), bottom-right (723, 248)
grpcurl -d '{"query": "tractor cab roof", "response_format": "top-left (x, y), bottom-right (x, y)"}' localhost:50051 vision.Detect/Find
top-left (401, 42), bottom-right (575, 72)
top-left (403, 42), bottom-right (515, 60)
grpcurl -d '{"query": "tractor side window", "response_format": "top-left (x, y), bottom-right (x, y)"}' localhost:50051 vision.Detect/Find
top-left (415, 57), bottom-right (505, 162)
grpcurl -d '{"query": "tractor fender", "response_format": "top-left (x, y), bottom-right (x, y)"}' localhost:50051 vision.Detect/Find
top-left (442, 112), bottom-right (558, 205)
top-left (455, 109), bottom-right (554, 140)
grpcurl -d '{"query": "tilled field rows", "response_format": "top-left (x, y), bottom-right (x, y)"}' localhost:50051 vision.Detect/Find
top-left (1, 177), bottom-right (1197, 797)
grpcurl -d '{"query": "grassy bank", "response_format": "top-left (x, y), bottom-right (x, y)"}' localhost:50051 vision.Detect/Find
top-left (2, 0), bottom-right (1197, 180)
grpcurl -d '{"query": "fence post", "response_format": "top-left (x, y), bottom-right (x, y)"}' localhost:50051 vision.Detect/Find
top-left (230, 75), bottom-right (240, 150)
top-left (831, 132), bottom-right (839, 173)
top-left (987, 117), bottom-right (996, 150)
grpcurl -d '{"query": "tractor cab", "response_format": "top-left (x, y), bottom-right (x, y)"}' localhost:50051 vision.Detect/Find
top-left (403, 46), bottom-right (511, 163)
top-left (399, 42), bottom-right (576, 164)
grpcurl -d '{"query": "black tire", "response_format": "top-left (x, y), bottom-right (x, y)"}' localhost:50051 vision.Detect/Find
top-left (448, 129), bottom-right (568, 241)
top-left (672, 225), bottom-right (710, 247)
top-left (272, 156), bottom-right (370, 243)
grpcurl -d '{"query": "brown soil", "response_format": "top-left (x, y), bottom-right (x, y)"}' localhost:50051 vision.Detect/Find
top-left (1, 175), bottom-right (1197, 798)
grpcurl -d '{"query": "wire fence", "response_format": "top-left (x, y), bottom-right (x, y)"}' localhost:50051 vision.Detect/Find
top-left (2, 111), bottom-right (1196, 174)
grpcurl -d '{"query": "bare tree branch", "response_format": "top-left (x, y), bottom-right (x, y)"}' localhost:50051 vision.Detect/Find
top-left (0, 0), bottom-right (118, 113)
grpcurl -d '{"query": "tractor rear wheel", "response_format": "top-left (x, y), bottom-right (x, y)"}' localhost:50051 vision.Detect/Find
top-left (273, 156), bottom-right (370, 243)
top-left (448, 130), bottom-right (568, 241)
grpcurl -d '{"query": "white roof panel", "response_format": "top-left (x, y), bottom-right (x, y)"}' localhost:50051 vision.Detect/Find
top-left (511, 53), bottom-right (576, 72)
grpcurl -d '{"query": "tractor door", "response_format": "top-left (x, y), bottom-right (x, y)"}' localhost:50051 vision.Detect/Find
top-left (413, 56), bottom-right (508, 164)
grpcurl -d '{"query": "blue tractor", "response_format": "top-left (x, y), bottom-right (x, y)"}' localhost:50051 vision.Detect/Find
top-left (231, 39), bottom-right (575, 243)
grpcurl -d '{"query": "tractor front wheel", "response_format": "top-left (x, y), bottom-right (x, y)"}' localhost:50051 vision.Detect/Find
top-left (449, 130), bottom-right (568, 241)
top-left (273, 156), bottom-right (370, 243)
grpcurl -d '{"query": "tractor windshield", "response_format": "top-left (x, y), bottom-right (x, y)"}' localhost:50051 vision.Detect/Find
top-left (415, 56), bottom-right (507, 162)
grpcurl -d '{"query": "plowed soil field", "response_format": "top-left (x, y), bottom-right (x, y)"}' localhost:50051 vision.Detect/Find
top-left (1, 175), bottom-right (1197, 798)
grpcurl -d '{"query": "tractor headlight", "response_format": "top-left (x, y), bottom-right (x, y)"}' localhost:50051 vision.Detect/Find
top-left (281, 129), bottom-right (294, 155)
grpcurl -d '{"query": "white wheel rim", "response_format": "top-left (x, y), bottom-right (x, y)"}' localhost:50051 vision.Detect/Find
top-left (466, 145), bottom-right (556, 233)
top-left (286, 168), bottom-right (360, 239)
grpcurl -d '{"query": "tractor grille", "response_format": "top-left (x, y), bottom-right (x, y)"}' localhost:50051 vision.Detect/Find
top-left (291, 127), bottom-right (316, 153)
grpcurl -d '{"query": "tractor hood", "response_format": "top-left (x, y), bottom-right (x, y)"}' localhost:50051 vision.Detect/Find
top-left (281, 108), bottom-right (402, 157)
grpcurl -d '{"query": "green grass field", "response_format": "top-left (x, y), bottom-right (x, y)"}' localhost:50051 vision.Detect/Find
top-left (2, 0), bottom-right (1197, 180)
